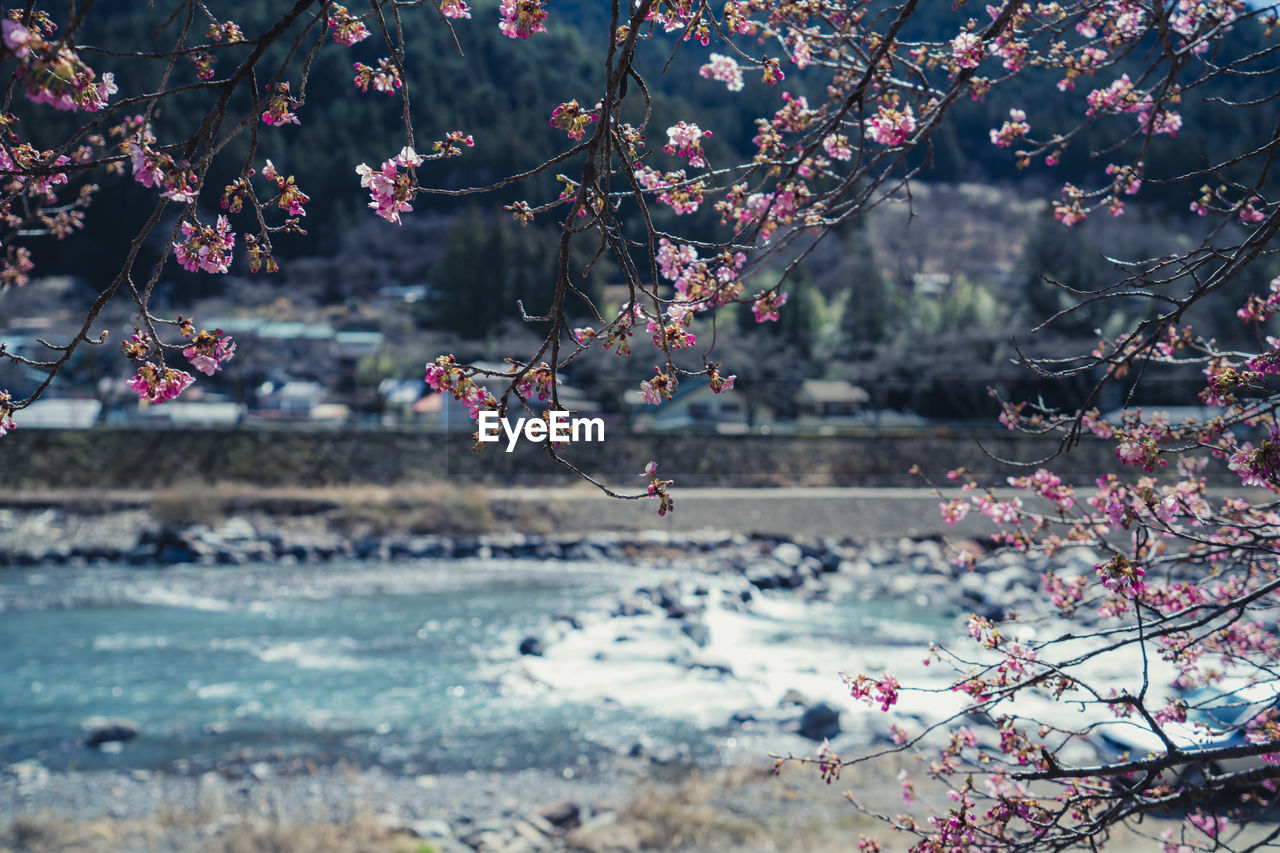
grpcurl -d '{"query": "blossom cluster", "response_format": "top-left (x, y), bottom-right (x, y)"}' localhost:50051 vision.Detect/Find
top-left (867, 100), bottom-right (916, 147)
top-left (642, 461), bottom-right (674, 516)
top-left (353, 59), bottom-right (403, 95)
top-left (549, 100), bottom-right (598, 141)
top-left (126, 362), bottom-right (195, 404)
top-left (655, 240), bottom-right (748, 318)
top-left (260, 160), bottom-right (310, 217)
top-left (513, 362), bottom-right (556, 402)
top-left (174, 216), bottom-right (235, 274)
top-left (327, 4), bottom-right (370, 46)
top-left (498, 0), bottom-right (548, 40)
top-left (1, 246), bottom-right (34, 288)
top-left (0, 389), bottom-right (14, 437)
top-left (126, 125), bottom-right (200, 204)
top-left (182, 328), bottom-right (236, 375)
top-left (0, 143), bottom-right (70, 202)
top-left (636, 166), bottom-right (705, 215)
top-left (261, 82), bottom-right (300, 126)
top-left (440, 1), bottom-right (471, 19)
top-left (750, 290), bottom-right (787, 323)
top-left (639, 367), bottom-right (677, 405)
top-left (424, 355), bottom-right (498, 421)
top-left (663, 122), bottom-right (712, 168)
top-left (3, 14), bottom-right (116, 112)
top-left (698, 53), bottom-right (744, 91)
top-left (356, 146), bottom-right (425, 224)
top-left (988, 108), bottom-right (1029, 148)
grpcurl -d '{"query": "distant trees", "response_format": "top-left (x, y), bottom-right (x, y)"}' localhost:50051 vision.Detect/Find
top-left (431, 206), bottom-right (606, 339)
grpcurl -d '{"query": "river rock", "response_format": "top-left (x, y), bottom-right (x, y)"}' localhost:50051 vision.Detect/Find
top-left (797, 702), bottom-right (840, 741)
top-left (511, 819), bottom-right (552, 848)
top-left (680, 621), bottom-right (710, 648)
top-left (536, 800), bottom-right (581, 829)
top-left (772, 542), bottom-right (803, 567)
top-left (461, 828), bottom-right (506, 850)
top-left (82, 717), bottom-right (139, 748)
top-left (218, 516), bottom-right (256, 541)
top-left (687, 659), bottom-right (733, 677)
top-left (518, 636), bottom-right (547, 656)
top-left (611, 600), bottom-right (648, 617)
top-left (913, 539), bottom-right (944, 564)
top-left (553, 613), bottom-right (583, 630)
top-left (745, 565), bottom-right (781, 590)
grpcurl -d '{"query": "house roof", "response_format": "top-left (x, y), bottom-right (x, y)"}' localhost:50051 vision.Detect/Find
top-left (799, 379), bottom-right (870, 404)
top-left (17, 397), bottom-right (101, 428)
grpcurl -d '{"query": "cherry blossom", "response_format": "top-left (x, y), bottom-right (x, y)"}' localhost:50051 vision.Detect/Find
top-left (327, 4), bottom-right (370, 46)
top-left (261, 82), bottom-right (300, 126)
top-left (356, 146), bottom-right (427, 224)
top-left (642, 461), bottom-right (674, 516)
top-left (440, 1), bottom-right (471, 19)
top-left (498, 0), bottom-right (548, 40)
top-left (0, 389), bottom-right (14, 437)
top-left (353, 59), bottom-right (403, 95)
top-left (174, 216), bottom-right (235, 274)
top-left (664, 121), bottom-right (712, 168)
top-left (549, 100), bottom-right (598, 141)
top-left (182, 328), bottom-right (236, 376)
top-left (639, 368), bottom-right (677, 405)
top-left (989, 108), bottom-right (1029, 147)
top-left (699, 53), bottom-right (744, 92)
top-left (751, 290), bottom-right (787, 322)
top-left (867, 100), bottom-right (916, 146)
top-left (126, 362), bottom-right (195, 404)
top-left (951, 31), bottom-right (986, 69)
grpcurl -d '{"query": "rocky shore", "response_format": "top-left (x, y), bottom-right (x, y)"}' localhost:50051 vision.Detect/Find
top-left (0, 502), bottom-right (1096, 626)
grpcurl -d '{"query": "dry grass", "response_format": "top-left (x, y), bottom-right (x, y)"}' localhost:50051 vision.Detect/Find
top-left (2, 763), bottom-right (1232, 853)
top-left (564, 765), bottom-right (882, 852)
top-left (134, 481), bottom-right (508, 535)
top-left (96, 481), bottom-right (590, 535)
top-left (1, 810), bottom-right (434, 853)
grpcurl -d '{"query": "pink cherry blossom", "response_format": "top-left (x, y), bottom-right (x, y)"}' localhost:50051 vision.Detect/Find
top-left (499, 0), bottom-right (548, 40)
top-left (867, 102), bottom-right (916, 146)
top-left (699, 54), bottom-right (744, 92)
top-left (328, 4), bottom-right (371, 46)
top-left (127, 362), bottom-right (195, 403)
top-left (440, 1), bottom-right (471, 19)
top-left (174, 216), bottom-right (235, 274)
top-left (951, 31), bottom-right (985, 69)
top-left (751, 290), bottom-right (788, 322)
top-left (182, 328), bottom-right (236, 375)
top-left (664, 122), bottom-right (712, 168)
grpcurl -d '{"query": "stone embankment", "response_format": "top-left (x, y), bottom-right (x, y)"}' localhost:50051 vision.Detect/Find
top-left (0, 504), bottom-right (1103, 627)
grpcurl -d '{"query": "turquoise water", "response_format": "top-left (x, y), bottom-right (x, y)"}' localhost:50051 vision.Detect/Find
top-left (0, 559), bottom-right (947, 775)
top-left (0, 560), bottom-right (688, 774)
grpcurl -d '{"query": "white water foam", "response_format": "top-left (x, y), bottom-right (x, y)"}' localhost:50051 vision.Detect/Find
top-left (254, 639), bottom-right (365, 671)
top-left (130, 586), bottom-right (234, 612)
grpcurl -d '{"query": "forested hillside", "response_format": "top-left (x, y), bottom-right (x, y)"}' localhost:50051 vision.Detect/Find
top-left (6, 1), bottom-right (1278, 420)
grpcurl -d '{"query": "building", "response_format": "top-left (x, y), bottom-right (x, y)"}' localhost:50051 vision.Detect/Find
top-left (626, 383), bottom-right (767, 433)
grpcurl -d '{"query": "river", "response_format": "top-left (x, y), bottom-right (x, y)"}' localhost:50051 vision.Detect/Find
top-left (0, 556), bottom-right (951, 778)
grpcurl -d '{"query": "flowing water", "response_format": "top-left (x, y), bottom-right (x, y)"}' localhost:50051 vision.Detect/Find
top-left (0, 558), bottom-right (949, 776)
